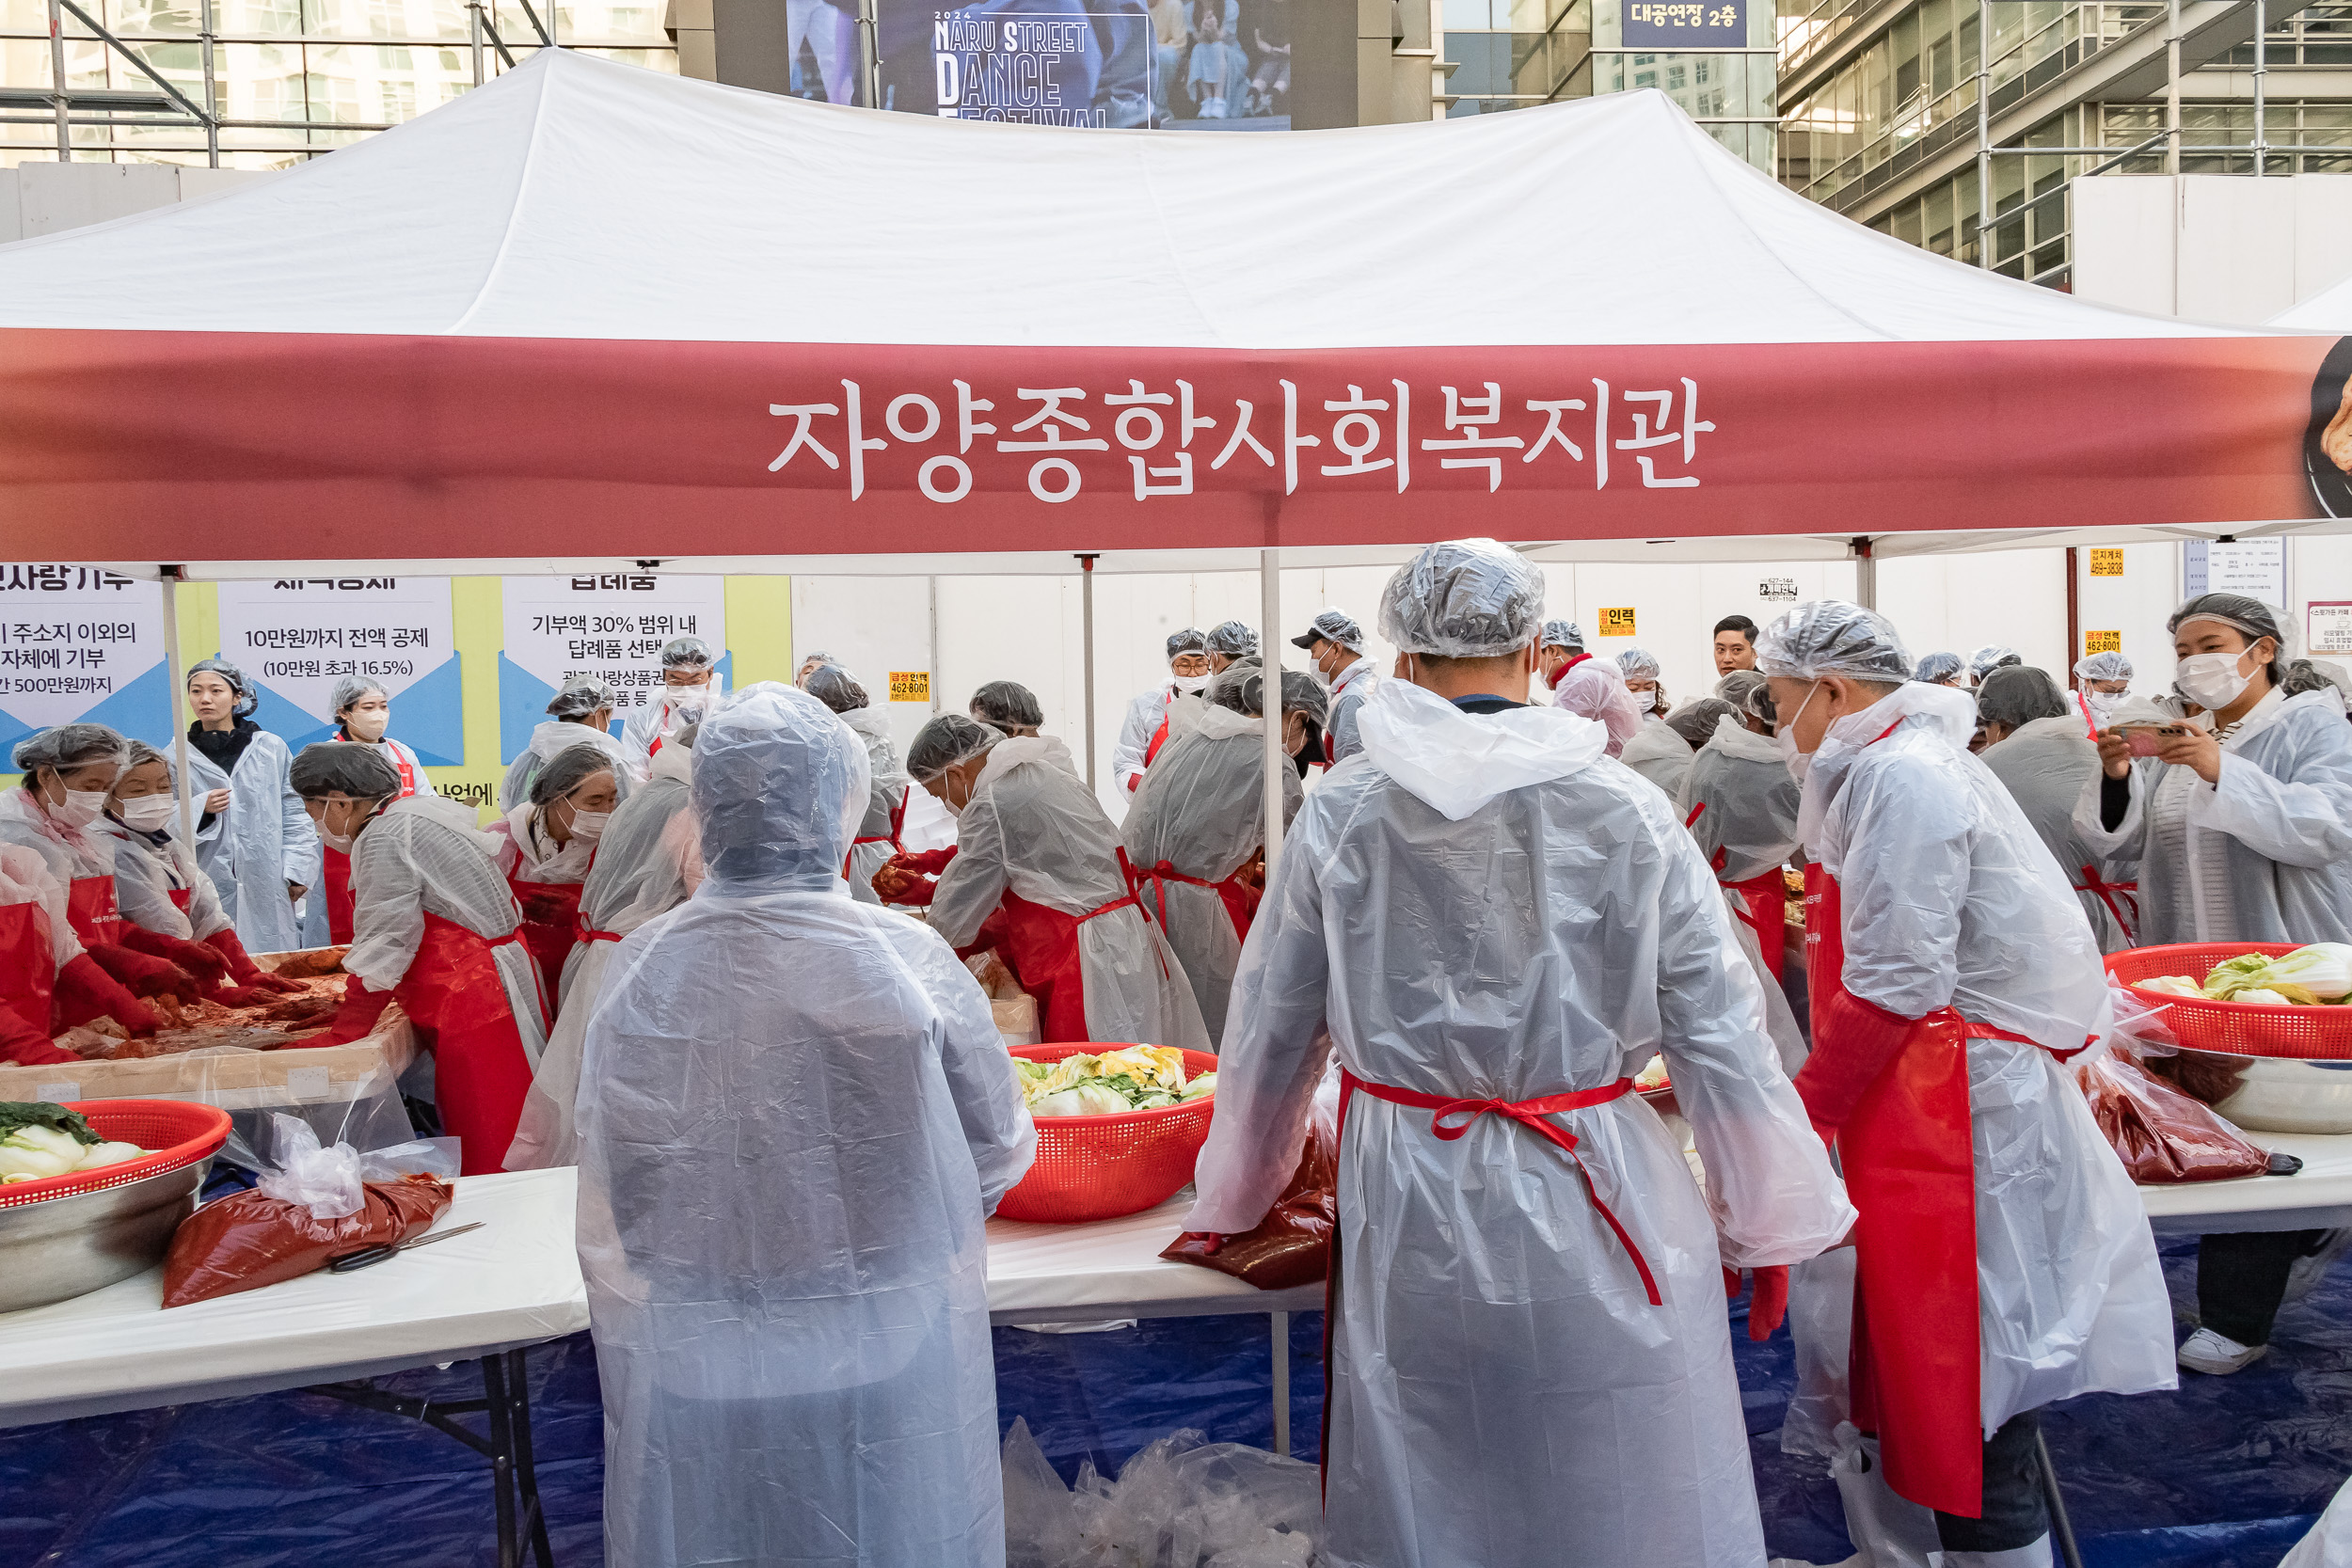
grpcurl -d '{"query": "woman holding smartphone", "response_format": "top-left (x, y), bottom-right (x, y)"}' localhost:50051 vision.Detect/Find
top-left (2074, 591), bottom-right (2352, 1380)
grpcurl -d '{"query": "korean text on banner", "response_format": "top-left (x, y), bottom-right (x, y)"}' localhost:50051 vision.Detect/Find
top-left (2185, 539), bottom-right (2285, 601)
top-left (0, 564), bottom-right (167, 756)
top-left (214, 578), bottom-right (458, 761)
top-left (2085, 630), bottom-right (2123, 655)
top-left (889, 672), bottom-right (932, 703)
top-left (500, 575), bottom-right (727, 761)
top-left (1598, 608), bottom-right (1637, 637)
top-left (2089, 549), bottom-right (2124, 577)
top-left (1621, 0), bottom-right (1745, 48)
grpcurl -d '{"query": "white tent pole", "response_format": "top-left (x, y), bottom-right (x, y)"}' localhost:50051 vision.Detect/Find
top-left (1261, 546), bottom-right (1282, 876)
top-left (1851, 537), bottom-right (1878, 610)
top-left (1078, 554), bottom-right (1098, 791)
top-left (159, 567), bottom-right (198, 853)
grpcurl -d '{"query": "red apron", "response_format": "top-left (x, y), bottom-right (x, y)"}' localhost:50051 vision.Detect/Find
top-left (66, 874), bottom-right (121, 949)
top-left (1127, 854), bottom-right (1256, 942)
top-left (0, 898), bottom-right (54, 1040)
top-left (323, 736), bottom-right (420, 946)
top-left (1143, 716), bottom-right (1173, 771)
top-left (2074, 863), bottom-right (2139, 946)
top-left (986, 885), bottom-right (1142, 1044)
top-left (1725, 868), bottom-right (1788, 981)
top-left (393, 911), bottom-right (541, 1177)
top-left (506, 869), bottom-right (586, 1020)
top-left (845, 793), bottom-right (911, 883)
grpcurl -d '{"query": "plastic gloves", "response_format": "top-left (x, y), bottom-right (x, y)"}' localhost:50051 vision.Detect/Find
top-left (119, 926), bottom-right (231, 987)
top-left (84, 942), bottom-right (202, 1005)
top-left (322, 979), bottom-right (393, 1045)
top-left (1792, 989), bottom-right (1919, 1138)
top-left (204, 927), bottom-right (306, 993)
top-left (1724, 1264), bottom-right (1792, 1341)
top-left (55, 953), bottom-right (158, 1037)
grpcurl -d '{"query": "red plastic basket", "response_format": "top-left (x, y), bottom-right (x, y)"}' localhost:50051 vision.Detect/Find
top-left (2106, 942), bottom-right (2352, 1060)
top-left (996, 1044), bottom-right (1218, 1225)
top-left (0, 1100), bottom-right (233, 1210)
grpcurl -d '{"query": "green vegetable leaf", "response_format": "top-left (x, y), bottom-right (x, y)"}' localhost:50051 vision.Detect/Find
top-left (0, 1101), bottom-right (100, 1147)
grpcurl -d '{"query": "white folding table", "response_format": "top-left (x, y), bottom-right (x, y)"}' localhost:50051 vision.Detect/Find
top-left (2137, 1131), bottom-right (2352, 1233)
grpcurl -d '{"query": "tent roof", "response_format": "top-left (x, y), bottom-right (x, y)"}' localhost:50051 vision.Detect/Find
top-left (0, 50), bottom-right (2246, 349)
top-left (2273, 278), bottom-right (2352, 331)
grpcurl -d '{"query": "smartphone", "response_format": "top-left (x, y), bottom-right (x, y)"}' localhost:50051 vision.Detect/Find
top-left (2119, 723), bottom-right (2189, 756)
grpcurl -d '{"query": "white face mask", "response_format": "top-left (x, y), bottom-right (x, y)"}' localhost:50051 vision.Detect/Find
top-left (1635, 689), bottom-right (1661, 713)
top-left (49, 785), bottom-right (107, 828)
top-left (1774, 681), bottom-right (1821, 780)
top-left (667, 686), bottom-right (710, 715)
top-left (119, 795), bottom-right (179, 832)
top-left (317, 797), bottom-right (388, 854)
top-left (1173, 674), bottom-right (1209, 696)
top-left (567, 808), bottom-right (612, 843)
top-left (2175, 649), bottom-right (2258, 712)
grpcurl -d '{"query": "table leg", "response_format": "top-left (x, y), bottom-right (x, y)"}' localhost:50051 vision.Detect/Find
top-left (2036, 1429), bottom-right (2083, 1568)
top-left (505, 1348), bottom-right (557, 1568)
top-left (483, 1353), bottom-right (520, 1568)
top-left (1271, 1310), bottom-right (1290, 1458)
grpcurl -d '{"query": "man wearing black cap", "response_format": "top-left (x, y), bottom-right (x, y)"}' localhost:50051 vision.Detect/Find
top-left (1293, 608), bottom-right (1375, 765)
top-left (1114, 628), bottom-right (1213, 795)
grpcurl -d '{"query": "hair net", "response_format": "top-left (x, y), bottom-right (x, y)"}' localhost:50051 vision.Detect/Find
top-left (1206, 658), bottom-right (1262, 716)
top-left (1914, 651), bottom-right (1964, 685)
top-left (1744, 681), bottom-right (1778, 725)
top-left (1756, 601), bottom-right (1915, 686)
top-left (1615, 648), bottom-right (1661, 681)
top-left (331, 673), bottom-right (390, 716)
top-left (1204, 621), bottom-right (1260, 658)
top-left (1552, 659), bottom-right (1643, 756)
top-left (2072, 651), bottom-right (2134, 683)
top-left (1975, 666), bottom-right (2070, 730)
top-left (1714, 670), bottom-right (1768, 710)
top-left (547, 677), bottom-right (615, 720)
top-left (1166, 627), bottom-right (1208, 660)
top-left (1539, 618), bottom-right (1583, 652)
top-left (970, 680), bottom-right (1044, 729)
top-left (187, 657), bottom-right (258, 718)
top-left (803, 665), bottom-right (869, 714)
top-left (119, 738), bottom-right (174, 784)
top-left (1379, 538), bottom-right (1546, 658)
top-left (12, 721), bottom-right (128, 778)
top-left (906, 713), bottom-right (1002, 784)
top-left (1666, 698), bottom-right (1737, 751)
top-left (531, 742), bottom-right (621, 807)
top-left (289, 740), bottom-right (404, 800)
top-left (690, 683), bottom-right (869, 890)
top-left (2280, 659), bottom-right (2339, 698)
top-left (1279, 670), bottom-right (1330, 725)
top-left (2169, 593), bottom-right (2299, 682)
top-left (1966, 645), bottom-right (2022, 682)
top-left (1294, 608), bottom-right (1365, 653)
top-left (660, 634), bottom-right (716, 672)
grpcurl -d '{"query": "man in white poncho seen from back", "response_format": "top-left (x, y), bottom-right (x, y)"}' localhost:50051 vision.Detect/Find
top-left (1184, 538), bottom-right (1854, 1568)
top-left (575, 683), bottom-right (1034, 1568)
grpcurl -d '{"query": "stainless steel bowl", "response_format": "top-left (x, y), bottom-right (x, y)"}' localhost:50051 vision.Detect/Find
top-left (0, 1159), bottom-right (209, 1313)
top-left (2152, 1049), bottom-right (2352, 1135)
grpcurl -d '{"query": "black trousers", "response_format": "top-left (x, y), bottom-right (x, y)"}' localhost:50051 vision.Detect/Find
top-left (1934, 1410), bottom-right (2050, 1554)
top-left (2200, 1228), bottom-right (2329, 1346)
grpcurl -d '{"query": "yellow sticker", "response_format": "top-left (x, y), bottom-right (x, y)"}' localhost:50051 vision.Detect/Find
top-left (2088, 548), bottom-right (2124, 578)
top-left (888, 671), bottom-right (931, 703)
top-left (2084, 630), bottom-right (2122, 655)
top-left (1597, 607), bottom-right (1636, 637)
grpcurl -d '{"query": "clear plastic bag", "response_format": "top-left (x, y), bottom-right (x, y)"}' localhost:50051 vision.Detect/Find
top-left (255, 1114), bottom-right (364, 1221)
top-left (1000, 1418), bottom-right (1324, 1568)
top-left (2077, 987), bottom-right (2274, 1184)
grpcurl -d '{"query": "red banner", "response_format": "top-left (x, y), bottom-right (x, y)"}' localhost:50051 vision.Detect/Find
top-left (0, 328), bottom-right (2330, 560)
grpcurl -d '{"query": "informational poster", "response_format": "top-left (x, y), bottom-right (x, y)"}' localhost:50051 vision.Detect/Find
top-left (1621, 0), bottom-right (1743, 49)
top-left (2311, 601), bottom-right (2352, 657)
top-left (890, 671), bottom-right (933, 702)
top-left (1756, 576), bottom-right (1799, 602)
top-left (878, 0), bottom-right (1292, 129)
top-left (2184, 539), bottom-right (2284, 602)
top-left (2084, 629), bottom-right (2122, 655)
top-left (500, 575), bottom-right (728, 764)
top-left (214, 578), bottom-right (461, 763)
top-left (0, 564), bottom-right (168, 760)
top-left (2088, 548), bottom-right (2124, 577)
top-left (1597, 607), bottom-right (1637, 637)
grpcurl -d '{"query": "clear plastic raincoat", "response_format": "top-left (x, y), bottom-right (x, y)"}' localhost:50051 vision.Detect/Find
top-left (501, 719), bottom-right (633, 811)
top-left (1678, 715), bottom-right (1800, 884)
top-left (1978, 713), bottom-right (2135, 951)
top-left (2072, 689), bottom-right (2352, 945)
top-left (619, 680), bottom-right (722, 782)
top-left (300, 733), bottom-right (426, 947)
top-left (1114, 683), bottom-right (1181, 795)
top-left (1551, 657), bottom-right (1643, 757)
top-left (107, 816), bottom-right (230, 942)
top-left (0, 786), bottom-right (113, 958)
top-left (505, 745), bottom-right (701, 1173)
top-left (840, 706), bottom-right (911, 905)
top-left (1186, 675), bottom-right (1852, 1568)
top-left (575, 684), bottom-right (1033, 1568)
top-left (1120, 705), bottom-right (1302, 1046)
top-left (1323, 657), bottom-right (1377, 767)
top-left (188, 731), bottom-right (316, 956)
top-left (1618, 721), bottom-right (1694, 798)
top-left (1805, 682), bottom-right (2173, 1437)
top-left (930, 736), bottom-right (1211, 1053)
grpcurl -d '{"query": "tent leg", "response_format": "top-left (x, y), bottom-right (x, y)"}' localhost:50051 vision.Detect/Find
top-left (1079, 554), bottom-right (1098, 791)
top-left (1271, 1310), bottom-right (1291, 1457)
top-left (1851, 536), bottom-right (1877, 610)
top-left (159, 566), bottom-right (198, 852)
top-left (1261, 547), bottom-right (1282, 874)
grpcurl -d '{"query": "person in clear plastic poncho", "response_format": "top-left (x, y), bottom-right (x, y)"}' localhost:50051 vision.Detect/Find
top-left (2073, 651), bottom-right (2134, 729)
top-left (620, 635), bottom-right (723, 783)
top-left (303, 741), bottom-right (548, 1176)
top-left (504, 729), bottom-right (704, 1173)
top-left (1185, 537), bottom-right (1852, 1568)
top-left (1292, 608), bottom-right (1377, 767)
top-left (491, 742), bottom-right (621, 1020)
top-left (1115, 628), bottom-right (1212, 794)
top-left (502, 677), bottom-right (633, 810)
top-left (1678, 677), bottom-right (1803, 986)
top-left (1549, 652), bottom-right (1644, 756)
top-left (804, 665), bottom-right (914, 906)
top-left (184, 657), bottom-right (318, 957)
top-left (875, 715), bottom-right (1211, 1053)
top-left (574, 683), bottom-right (1033, 1568)
top-left (301, 673), bottom-right (431, 947)
top-left (1761, 600), bottom-right (2170, 1568)
top-left (1915, 650), bottom-right (1966, 687)
top-left (1120, 662), bottom-right (1322, 1046)
top-left (2073, 594), bottom-right (2352, 1379)
top-left (1972, 666), bottom-right (2136, 952)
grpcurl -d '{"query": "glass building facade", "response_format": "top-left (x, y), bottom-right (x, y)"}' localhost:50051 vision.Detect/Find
top-left (0, 0), bottom-right (675, 166)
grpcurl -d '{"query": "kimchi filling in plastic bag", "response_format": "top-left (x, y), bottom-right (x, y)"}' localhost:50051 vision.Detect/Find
top-left (161, 1174), bottom-right (453, 1308)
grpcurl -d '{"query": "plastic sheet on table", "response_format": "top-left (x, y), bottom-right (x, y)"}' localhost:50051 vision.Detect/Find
top-left (1003, 1418), bottom-right (1322, 1568)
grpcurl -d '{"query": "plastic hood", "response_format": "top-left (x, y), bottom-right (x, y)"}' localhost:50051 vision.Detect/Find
top-left (1357, 675), bottom-right (1609, 821)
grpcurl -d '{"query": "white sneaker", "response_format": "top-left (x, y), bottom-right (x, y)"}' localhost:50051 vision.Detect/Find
top-left (2284, 1228), bottom-right (2352, 1304)
top-left (2178, 1325), bottom-right (2269, 1375)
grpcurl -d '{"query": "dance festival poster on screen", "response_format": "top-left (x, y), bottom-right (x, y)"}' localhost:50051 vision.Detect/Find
top-left (873, 0), bottom-right (1293, 128)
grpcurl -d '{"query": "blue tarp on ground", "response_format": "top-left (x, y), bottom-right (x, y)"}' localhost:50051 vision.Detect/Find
top-left (4, 1238), bottom-right (2349, 1566)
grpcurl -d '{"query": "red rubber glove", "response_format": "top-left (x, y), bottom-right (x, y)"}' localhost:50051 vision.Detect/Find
top-left (890, 847), bottom-right (958, 878)
top-left (84, 942), bottom-right (202, 1005)
top-left (203, 927), bottom-right (306, 992)
top-left (211, 985), bottom-right (282, 1007)
top-left (1790, 988), bottom-right (1920, 1136)
top-left (323, 980), bottom-right (393, 1045)
top-left (1747, 1265), bottom-right (1790, 1341)
top-left (119, 926), bottom-right (230, 986)
top-left (870, 864), bottom-right (937, 906)
top-left (0, 1002), bottom-right (77, 1066)
top-left (56, 953), bottom-right (159, 1037)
